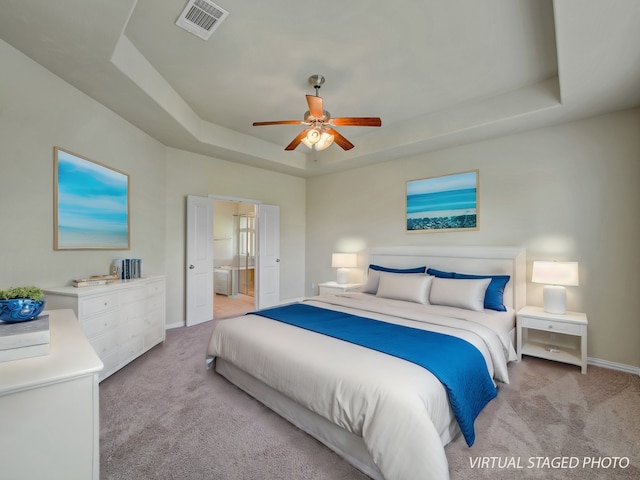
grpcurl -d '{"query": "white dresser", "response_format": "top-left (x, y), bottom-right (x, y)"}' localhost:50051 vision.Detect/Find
top-left (44, 276), bottom-right (166, 381)
top-left (0, 309), bottom-right (103, 480)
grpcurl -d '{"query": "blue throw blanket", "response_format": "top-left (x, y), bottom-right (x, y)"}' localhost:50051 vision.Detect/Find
top-left (251, 303), bottom-right (497, 446)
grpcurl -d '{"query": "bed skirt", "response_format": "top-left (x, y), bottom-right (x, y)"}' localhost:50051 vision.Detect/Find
top-left (214, 358), bottom-right (385, 480)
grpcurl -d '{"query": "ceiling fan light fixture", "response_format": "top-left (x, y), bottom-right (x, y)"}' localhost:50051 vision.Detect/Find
top-left (252, 74), bottom-right (381, 151)
top-left (303, 128), bottom-right (321, 145)
top-left (315, 131), bottom-right (334, 151)
top-left (301, 128), bottom-right (334, 150)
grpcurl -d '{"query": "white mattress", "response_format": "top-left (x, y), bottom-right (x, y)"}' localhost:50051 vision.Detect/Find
top-left (207, 293), bottom-right (515, 480)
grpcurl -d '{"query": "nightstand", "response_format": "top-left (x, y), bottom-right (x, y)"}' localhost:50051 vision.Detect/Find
top-left (318, 281), bottom-right (363, 295)
top-left (517, 306), bottom-right (588, 373)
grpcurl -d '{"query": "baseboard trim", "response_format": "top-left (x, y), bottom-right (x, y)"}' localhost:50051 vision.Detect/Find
top-left (588, 357), bottom-right (640, 376)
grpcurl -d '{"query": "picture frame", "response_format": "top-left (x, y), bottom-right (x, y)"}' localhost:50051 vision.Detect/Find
top-left (54, 147), bottom-right (130, 250)
top-left (406, 169), bottom-right (479, 233)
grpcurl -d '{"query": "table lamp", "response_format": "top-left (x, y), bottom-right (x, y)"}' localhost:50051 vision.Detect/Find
top-left (332, 253), bottom-right (357, 284)
top-left (531, 261), bottom-right (579, 314)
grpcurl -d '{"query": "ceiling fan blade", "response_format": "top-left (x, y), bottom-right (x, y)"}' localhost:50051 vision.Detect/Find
top-left (253, 120), bottom-right (303, 126)
top-left (331, 117), bottom-right (382, 127)
top-left (325, 128), bottom-right (354, 151)
top-left (306, 95), bottom-right (324, 118)
top-left (285, 129), bottom-right (309, 151)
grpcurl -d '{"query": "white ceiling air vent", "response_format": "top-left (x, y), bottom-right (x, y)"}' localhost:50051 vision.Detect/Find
top-left (176, 0), bottom-right (229, 41)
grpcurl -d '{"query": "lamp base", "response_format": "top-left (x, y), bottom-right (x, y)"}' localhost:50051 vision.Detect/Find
top-left (543, 285), bottom-right (567, 314)
top-left (336, 268), bottom-right (349, 284)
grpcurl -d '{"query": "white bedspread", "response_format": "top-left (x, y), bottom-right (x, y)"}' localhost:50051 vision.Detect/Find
top-left (206, 294), bottom-right (515, 480)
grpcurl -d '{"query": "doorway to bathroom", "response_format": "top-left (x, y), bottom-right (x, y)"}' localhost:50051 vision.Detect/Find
top-left (186, 195), bottom-right (279, 326)
top-left (213, 200), bottom-right (256, 319)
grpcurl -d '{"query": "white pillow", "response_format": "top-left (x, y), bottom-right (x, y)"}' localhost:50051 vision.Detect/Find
top-left (429, 277), bottom-right (491, 311)
top-left (376, 272), bottom-right (433, 304)
top-left (363, 268), bottom-right (426, 294)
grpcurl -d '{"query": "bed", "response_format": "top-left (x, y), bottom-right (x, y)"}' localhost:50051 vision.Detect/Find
top-left (207, 246), bottom-right (526, 480)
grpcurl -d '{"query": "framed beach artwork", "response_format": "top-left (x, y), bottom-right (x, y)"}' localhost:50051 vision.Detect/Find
top-left (54, 147), bottom-right (130, 250)
top-left (406, 170), bottom-right (479, 233)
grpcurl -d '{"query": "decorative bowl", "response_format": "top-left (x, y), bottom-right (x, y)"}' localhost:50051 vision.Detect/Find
top-left (0, 299), bottom-right (46, 323)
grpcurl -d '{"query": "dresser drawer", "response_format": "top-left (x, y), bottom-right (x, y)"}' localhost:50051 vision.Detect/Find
top-left (146, 281), bottom-right (165, 297)
top-left (90, 329), bottom-right (119, 357)
top-left (120, 336), bottom-right (144, 363)
top-left (124, 300), bottom-right (146, 321)
top-left (146, 294), bottom-right (165, 312)
top-left (80, 293), bottom-right (120, 317)
top-left (82, 309), bottom-right (120, 338)
top-left (119, 316), bottom-right (146, 341)
top-left (144, 324), bottom-right (165, 348)
top-left (120, 287), bottom-right (147, 304)
top-left (146, 308), bottom-right (164, 328)
top-left (520, 316), bottom-right (582, 335)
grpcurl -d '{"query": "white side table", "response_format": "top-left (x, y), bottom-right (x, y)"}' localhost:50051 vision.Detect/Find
top-left (318, 281), bottom-right (363, 295)
top-left (517, 306), bottom-right (588, 373)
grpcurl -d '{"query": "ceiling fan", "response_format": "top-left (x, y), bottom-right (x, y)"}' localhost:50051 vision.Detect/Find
top-left (252, 74), bottom-right (382, 152)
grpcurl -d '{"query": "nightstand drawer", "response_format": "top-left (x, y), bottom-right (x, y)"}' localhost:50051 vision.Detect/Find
top-left (520, 316), bottom-right (582, 335)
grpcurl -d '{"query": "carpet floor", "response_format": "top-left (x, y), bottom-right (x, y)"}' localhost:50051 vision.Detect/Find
top-left (100, 319), bottom-right (640, 480)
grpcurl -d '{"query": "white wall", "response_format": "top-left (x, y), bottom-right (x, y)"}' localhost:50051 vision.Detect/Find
top-left (0, 40), bottom-right (306, 330)
top-left (0, 40), bottom-right (166, 288)
top-left (306, 109), bottom-right (640, 369)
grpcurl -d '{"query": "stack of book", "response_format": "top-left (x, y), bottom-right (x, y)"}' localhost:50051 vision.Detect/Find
top-left (0, 314), bottom-right (50, 362)
top-left (112, 258), bottom-right (143, 280)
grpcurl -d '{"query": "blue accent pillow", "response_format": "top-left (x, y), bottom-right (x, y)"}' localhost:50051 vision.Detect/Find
top-left (371, 264), bottom-right (426, 274)
top-left (452, 273), bottom-right (510, 312)
top-left (426, 268), bottom-right (455, 278)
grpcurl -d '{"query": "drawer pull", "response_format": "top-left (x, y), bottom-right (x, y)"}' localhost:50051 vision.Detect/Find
top-left (548, 324), bottom-right (553, 329)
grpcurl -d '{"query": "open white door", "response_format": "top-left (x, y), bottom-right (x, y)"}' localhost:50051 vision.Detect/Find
top-left (186, 195), bottom-right (214, 326)
top-left (257, 204), bottom-right (280, 309)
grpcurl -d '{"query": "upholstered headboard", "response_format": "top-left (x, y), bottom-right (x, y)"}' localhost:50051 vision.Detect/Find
top-left (367, 246), bottom-right (526, 311)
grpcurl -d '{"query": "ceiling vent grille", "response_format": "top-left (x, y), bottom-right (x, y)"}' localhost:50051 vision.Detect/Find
top-left (176, 0), bottom-right (229, 40)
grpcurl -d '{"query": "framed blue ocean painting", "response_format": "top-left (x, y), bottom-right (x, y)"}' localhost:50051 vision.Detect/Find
top-left (54, 147), bottom-right (130, 250)
top-left (406, 170), bottom-right (479, 232)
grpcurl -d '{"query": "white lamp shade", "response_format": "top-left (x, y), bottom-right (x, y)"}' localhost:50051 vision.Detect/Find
top-left (331, 253), bottom-right (357, 268)
top-left (531, 261), bottom-right (579, 286)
